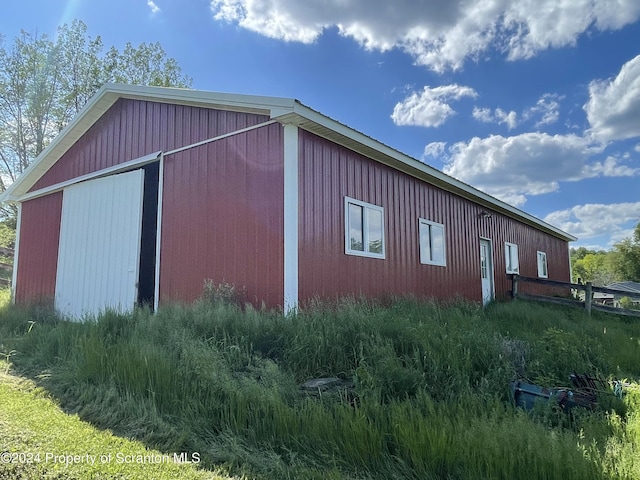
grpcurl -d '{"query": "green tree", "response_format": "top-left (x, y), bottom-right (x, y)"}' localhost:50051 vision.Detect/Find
top-left (572, 250), bottom-right (616, 286)
top-left (609, 223), bottom-right (640, 282)
top-left (0, 20), bottom-right (191, 222)
top-left (103, 41), bottom-right (190, 87)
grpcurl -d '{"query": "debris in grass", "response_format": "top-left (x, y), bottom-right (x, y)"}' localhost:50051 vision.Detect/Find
top-left (511, 373), bottom-right (629, 412)
top-left (300, 377), bottom-right (355, 398)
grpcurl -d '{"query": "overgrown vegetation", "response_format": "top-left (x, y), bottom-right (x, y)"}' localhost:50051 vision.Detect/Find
top-left (0, 366), bottom-right (233, 479)
top-left (571, 222), bottom-right (640, 285)
top-left (1, 292), bottom-right (639, 479)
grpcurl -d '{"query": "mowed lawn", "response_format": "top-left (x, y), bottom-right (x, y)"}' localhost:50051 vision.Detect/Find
top-left (0, 364), bottom-right (237, 480)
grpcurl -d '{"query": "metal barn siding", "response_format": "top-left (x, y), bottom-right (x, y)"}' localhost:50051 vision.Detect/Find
top-left (297, 130), bottom-right (570, 304)
top-left (29, 99), bottom-right (271, 192)
top-left (55, 171), bottom-right (145, 318)
top-left (14, 193), bottom-right (63, 304)
top-left (158, 122), bottom-right (285, 308)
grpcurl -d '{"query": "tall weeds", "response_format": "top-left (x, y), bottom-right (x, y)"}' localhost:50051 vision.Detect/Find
top-left (0, 295), bottom-right (639, 479)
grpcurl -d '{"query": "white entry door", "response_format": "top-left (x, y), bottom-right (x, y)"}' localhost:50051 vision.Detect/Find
top-left (480, 238), bottom-right (494, 305)
top-left (55, 170), bottom-right (145, 319)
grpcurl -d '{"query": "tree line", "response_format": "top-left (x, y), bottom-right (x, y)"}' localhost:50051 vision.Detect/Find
top-left (570, 222), bottom-right (640, 286)
top-left (0, 20), bottom-right (191, 229)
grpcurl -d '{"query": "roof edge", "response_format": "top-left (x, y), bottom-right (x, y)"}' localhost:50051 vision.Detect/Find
top-left (1, 84), bottom-right (576, 242)
top-left (0, 84), bottom-right (297, 202)
top-left (278, 100), bottom-right (577, 242)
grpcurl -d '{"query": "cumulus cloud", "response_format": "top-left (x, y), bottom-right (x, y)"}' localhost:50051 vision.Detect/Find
top-left (473, 93), bottom-right (561, 130)
top-left (423, 141), bottom-right (447, 159)
top-left (585, 156), bottom-right (640, 177)
top-left (585, 54), bottom-right (640, 142)
top-left (523, 93), bottom-right (562, 128)
top-left (439, 132), bottom-right (618, 206)
top-left (544, 202), bottom-right (640, 242)
top-left (473, 107), bottom-right (518, 129)
top-left (210, 0), bottom-right (640, 71)
top-left (391, 85), bottom-right (477, 127)
top-left (147, 0), bottom-right (161, 14)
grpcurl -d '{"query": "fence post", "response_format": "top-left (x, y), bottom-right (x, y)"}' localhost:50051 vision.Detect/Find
top-left (511, 274), bottom-right (518, 299)
top-left (585, 282), bottom-right (592, 316)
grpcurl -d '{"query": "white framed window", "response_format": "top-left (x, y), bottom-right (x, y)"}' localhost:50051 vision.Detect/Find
top-left (505, 242), bottom-right (519, 274)
top-left (419, 219), bottom-right (446, 266)
top-left (537, 251), bottom-right (548, 278)
top-left (344, 197), bottom-right (385, 259)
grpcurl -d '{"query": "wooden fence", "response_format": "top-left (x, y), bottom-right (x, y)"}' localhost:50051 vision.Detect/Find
top-left (0, 246), bottom-right (14, 287)
top-left (511, 274), bottom-right (640, 318)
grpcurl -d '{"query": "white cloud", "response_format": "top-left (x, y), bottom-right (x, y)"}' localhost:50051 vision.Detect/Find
top-left (544, 202), bottom-right (640, 242)
top-left (472, 107), bottom-right (493, 123)
top-left (391, 85), bottom-right (477, 128)
top-left (147, 0), bottom-right (161, 14)
top-left (523, 93), bottom-right (562, 128)
top-left (423, 142), bottom-right (447, 159)
top-left (473, 93), bottom-right (561, 130)
top-left (210, 0), bottom-right (640, 71)
top-left (440, 132), bottom-right (611, 206)
top-left (585, 54), bottom-right (640, 142)
top-left (473, 107), bottom-right (518, 129)
top-left (585, 156), bottom-right (639, 177)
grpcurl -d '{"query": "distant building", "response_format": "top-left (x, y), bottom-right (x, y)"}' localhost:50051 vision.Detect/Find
top-left (1, 84), bottom-right (576, 318)
top-left (606, 281), bottom-right (640, 308)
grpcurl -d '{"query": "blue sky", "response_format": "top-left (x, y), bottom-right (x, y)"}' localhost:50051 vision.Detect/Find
top-left (2, 0), bottom-right (640, 250)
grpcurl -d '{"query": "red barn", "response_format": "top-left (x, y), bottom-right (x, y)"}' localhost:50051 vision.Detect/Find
top-left (1, 84), bottom-right (575, 317)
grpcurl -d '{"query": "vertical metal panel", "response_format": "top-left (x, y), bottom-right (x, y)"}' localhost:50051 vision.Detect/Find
top-left (14, 193), bottom-right (63, 304)
top-left (29, 99), bottom-right (270, 192)
top-left (55, 170), bottom-right (145, 318)
top-left (158, 122), bottom-right (284, 308)
top-left (298, 130), bottom-right (571, 304)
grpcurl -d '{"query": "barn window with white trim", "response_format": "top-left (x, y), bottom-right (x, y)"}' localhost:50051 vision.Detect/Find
top-left (419, 219), bottom-right (446, 266)
top-left (537, 251), bottom-right (548, 278)
top-left (505, 242), bottom-right (519, 274)
top-left (344, 197), bottom-right (385, 259)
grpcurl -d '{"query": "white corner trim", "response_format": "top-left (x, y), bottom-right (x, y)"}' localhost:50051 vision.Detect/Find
top-left (283, 124), bottom-right (299, 314)
top-left (11, 203), bottom-right (22, 303)
top-left (154, 155), bottom-right (165, 312)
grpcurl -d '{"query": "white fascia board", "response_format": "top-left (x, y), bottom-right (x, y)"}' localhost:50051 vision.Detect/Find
top-left (103, 83), bottom-right (296, 116)
top-left (0, 87), bottom-right (122, 202)
top-left (277, 101), bottom-right (577, 243)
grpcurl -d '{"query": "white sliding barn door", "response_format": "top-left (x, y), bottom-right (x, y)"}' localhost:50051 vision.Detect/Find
top-left (55, 170), bottom-right (145, 319)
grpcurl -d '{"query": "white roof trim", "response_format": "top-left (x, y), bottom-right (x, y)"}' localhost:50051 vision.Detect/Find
top-left (275, 101), bottom-right (576, 242)
top-left (19, 151), bottom-right (162, 202)
top-left (0, 84), bottom-right (296, 202)
top-left (0, 84), bottom-right (576, 242)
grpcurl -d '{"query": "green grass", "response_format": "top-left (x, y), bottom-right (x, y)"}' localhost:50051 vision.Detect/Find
top-left (1, 291), bottom-right (639, 479)
top-left (0, 363), bottom-right (237, 479)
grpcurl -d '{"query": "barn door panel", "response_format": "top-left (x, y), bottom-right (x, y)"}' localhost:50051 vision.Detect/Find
top-left (55, 170), bottom-right (145, 319)
top-left (479, 238), bottom-right (495, 306)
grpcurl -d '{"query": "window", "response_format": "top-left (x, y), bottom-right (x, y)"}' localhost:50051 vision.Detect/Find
top-left (419, 219), bottom-right (446, 266)
top-left (537, 251), bottom-right (548, 278)
top-left (344, 197), bottom-right (385, 259)
top-left (505, 242), bottom-right (519, 274)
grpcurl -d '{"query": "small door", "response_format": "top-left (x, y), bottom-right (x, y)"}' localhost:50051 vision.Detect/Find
top-left (55, 170), bottom-right (145, 318)
top-left (480, 238), bottom-right (494, 305)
